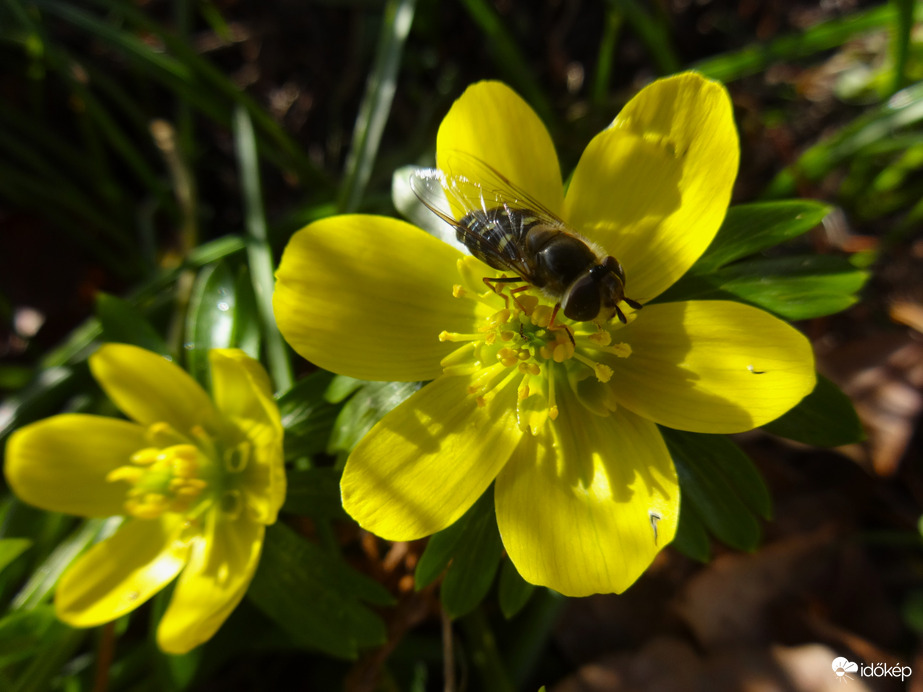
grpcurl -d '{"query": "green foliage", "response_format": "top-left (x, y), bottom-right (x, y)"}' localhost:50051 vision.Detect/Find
top-left (248, 523), bottom-right (393, 659)
top-left (0, 0), bottom-right (907, 687)
top-left (663, 429), bottom-right (771, 556)
top-left (763, 375), bottom-right (866, 447)
top-left (659, 200), bottom-right (869, 321)
top-left (415, 490), bottom-right (506, 619)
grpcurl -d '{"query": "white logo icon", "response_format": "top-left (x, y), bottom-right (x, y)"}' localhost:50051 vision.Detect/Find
top-left (832, 657), bottom-right (858, 683)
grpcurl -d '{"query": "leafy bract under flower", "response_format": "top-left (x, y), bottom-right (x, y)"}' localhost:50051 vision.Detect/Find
top-left (4, 345), bottom-right (284, 653)
top-left (274, 72), bottom-right (816, 596)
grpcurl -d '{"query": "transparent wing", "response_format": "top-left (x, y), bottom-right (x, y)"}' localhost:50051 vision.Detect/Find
top-left (408, 154), bottom-right (565, 279)
top-left (439, 150), bottom-right (566, 225)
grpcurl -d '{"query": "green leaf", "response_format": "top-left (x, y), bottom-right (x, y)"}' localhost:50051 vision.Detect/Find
top-left (416, 489), bottom-right (506, 619)
top-left (282, 468), bottom-right (347, 519)
top-left (339, 0), bottom-right (418, 212)
top-left (0, 540), bottom-right (31, 577)
top-left (325, 375), bottom-right (367, 404)
top-left (662, 429), bottom-right (771, 551)
top-left (278, 370), bottom-right (342, 462)
top-left (693, 4), bottom-right (897, 82)
top-left (0, 367), bottom-right (89, 448)
top-left (440, 491), bottom-right (504, 619)
top-left (185, 262), bottom-right (239, 386)
top-left (708, 255), bottom-right (868, 320)
top-left (497, 560), bottom-right (535, 620)
top-left (670, 498), bottom-right (710, 562)
top-left (691, 201), bottom-right (831, 275)
top-left (248, 523), bottom-right (392, 659)
top-left (763, 374), bottom-right (865, 446)
top-left (327, 380), bottom-right (422, 455)
top-left (414, 509), bottom-right (472, 591)
top-left (95, 292), bottom-right (169, 355)
top-left (662, 255), bottom-right (868, 321)
top-left (0, 606), bottom-right (60, 668)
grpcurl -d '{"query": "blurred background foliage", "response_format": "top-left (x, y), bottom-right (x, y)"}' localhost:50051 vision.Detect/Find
top-left (0, 0), bottom-right (921, 690)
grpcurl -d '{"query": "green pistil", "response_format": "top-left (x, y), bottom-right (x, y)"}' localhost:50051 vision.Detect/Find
top-left (440, 277), bottom-right (631, 429)
top-left (107, 421), bottom-right (252, 521)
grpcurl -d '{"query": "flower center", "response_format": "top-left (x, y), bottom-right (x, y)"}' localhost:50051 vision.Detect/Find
top-left (106, 421), bottom-right (251, 521)
top-left (438, 257), bottom-right (632, 433)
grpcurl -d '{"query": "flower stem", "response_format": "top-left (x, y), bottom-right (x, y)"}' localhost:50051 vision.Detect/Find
top-left (232, 105), bottom-right (293, 393)
top-left (459, 606), bottom-right (514, 692)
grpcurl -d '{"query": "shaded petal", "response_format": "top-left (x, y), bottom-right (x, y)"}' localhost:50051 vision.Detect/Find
top-left (5, 414), bottom-right (145, 517)
top-left (564, 73), bottom-right (739, 303)
top-left (436, 81), bottom-right (564, 217)
top-left (496, 401), bottom-right (678, 596)
top-left (157, 512), bottom-right (263, 654)
top-left (610, 301), bottom-right (816, 433)
top-left (341, 371), bottom-right (523, 541)
top-left (89, 344), bottom-right (219, 434)
top-left (274, 215), bottom-right (484, 382)
top-left (209, 350), bottom-right (285, 524)
top-left (55, 515), bottom-right (190, 626)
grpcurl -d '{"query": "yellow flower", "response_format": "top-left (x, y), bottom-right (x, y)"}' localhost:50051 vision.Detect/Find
top-left (4, 344), bottom-right (285, 653)
top-left (273, 73), bottom-right (815, 596)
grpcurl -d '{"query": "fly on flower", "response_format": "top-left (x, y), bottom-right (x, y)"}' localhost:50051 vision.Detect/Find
top-left (409, 153), bottom-right (643, 339)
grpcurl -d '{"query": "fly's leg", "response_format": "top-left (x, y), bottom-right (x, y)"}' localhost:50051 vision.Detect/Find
top-left (548, 303), bottom-right (575, 346)
top-left (483, 276), bottom-right (531, 313)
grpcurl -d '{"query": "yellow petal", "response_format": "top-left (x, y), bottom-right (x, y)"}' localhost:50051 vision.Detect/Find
top-left (89, 344), bottom-right (219, 434)
top-left (5, 414), bottom-right (145, 517)
top-left (610, 300), bottom-right (816, 433)
top-left (209, 350), bottom-right (285, 524)
top-left (436, 81), bottom-right (564, 217)
top-left (157, 512), bottom-right (263, 654)
top-left (564, 72), bottom-right (739, 303)
top-left (55, 515), bottom-right (190, 626)
top-left (495, 403), bottom-right (678, 596)
top-left (273, 215), bottom-right (482, 382)
top-left (341, 372), bottom-right (523, 541)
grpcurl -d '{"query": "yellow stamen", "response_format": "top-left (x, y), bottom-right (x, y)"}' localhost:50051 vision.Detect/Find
top-left (531, 305), bottom-right (553, 328)
top-left (588, 330), bottom-right (612, 346)
top-left (107, 466), bottom-right (144, 484)
top-left (440, 330), bottom-right (481, 342)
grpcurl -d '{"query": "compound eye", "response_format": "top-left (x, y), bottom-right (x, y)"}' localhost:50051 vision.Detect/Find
top-left (604, 256), bottom-right (626, 283)
top-left (562, 274), bottom-right (601, 322)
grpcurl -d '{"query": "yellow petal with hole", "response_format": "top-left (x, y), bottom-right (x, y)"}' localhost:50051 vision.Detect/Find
top-left (564, 72), bottom-right (739, 304)
top-left (341, 372), bottom-right (522, 541)
top-left (274, 215), bottom-right (482, 382)
top-left (4, 414), bottom-right (145, 517)
top-left (209, 350), bottom-right (285, 524)
top-left (157, 512), bottom-right (263, 654)
top-left (610, 301), bottom-right (815, 433)
top-left (89, 344), bottom-right (219, 434)
top-left (55, 515), bottom-right (190, 626)
top-left (436, 81), bottom-right (564, 217)
top-left (496, 402), bottom-right (678, 596)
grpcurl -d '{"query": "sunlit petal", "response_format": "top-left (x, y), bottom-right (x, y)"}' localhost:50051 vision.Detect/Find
top-left (610, 301), bottom-right (815, 432)
top-left (564, 73), bottom-right (738, 303)
top-left (341, 372), bottom-right (522, 541)
top-left (89, 344), bottom-right (219, 433)
top-left (5, 414), bottom-right (145, 517)
top-left (55, 515), bottom-right (190, 626)
top-left (208, 350), bottom-right (285, 524)
top-left (436, 81), bottom-right (564, 217)
top-left (157, 513), bottom-right (263, 654)
top-left (496, 400), bottom-right (678, 596)
top-left (274, 215), bottom-right (485, 382)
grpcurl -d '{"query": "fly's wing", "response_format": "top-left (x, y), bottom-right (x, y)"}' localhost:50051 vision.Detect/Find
top-left (408, 156), bottom-right (565, 279)
top-left (439, 150), bottom-right (567, 225)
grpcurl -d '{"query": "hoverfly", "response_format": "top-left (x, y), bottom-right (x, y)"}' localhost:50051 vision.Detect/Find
top-left (408, 153), bottom-right (642, 337)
